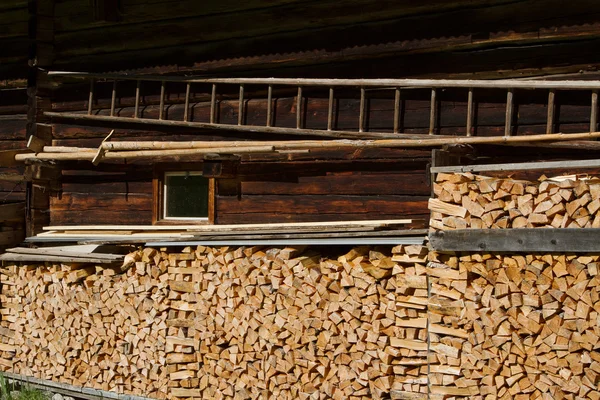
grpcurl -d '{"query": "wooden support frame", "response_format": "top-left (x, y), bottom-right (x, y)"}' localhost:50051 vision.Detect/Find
top-left (430, 228), bottom-right (600, 252)
top-left (430, 157), bottom-right (600, 173)
top-left (152, 165), bottom-right (215, 225)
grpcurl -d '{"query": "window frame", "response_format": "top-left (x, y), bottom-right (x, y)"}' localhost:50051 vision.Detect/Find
top-left (153, 167), bottom-right (215, 225)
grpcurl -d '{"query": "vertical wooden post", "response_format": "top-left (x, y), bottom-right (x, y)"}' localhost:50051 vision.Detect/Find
top-left (210, 83), bottom-right (217, 124)
top-left (266, 85), bottom-right (273, 127)
top-left (134, 80), bottom-right (141, 119)
top-left (327, 87), bottom-right (334, 131)
top-left (505, 88), bottom-right (514, 137)
top-left (296, 86), bottom-right (302, 129)
top-left (429, 88), bottom-right (437, 135)
top-left (238, 84), bottom-right (244, 126)
top-left (466, 88), bottom-right (474, 136)
top-left (110, 80), bottom-right (117, 117)
top-left (183, 82), bottom-right (191, 122)
top-left (591, 90), bottom-right (598, 132)
top-left (393, 88), bottom-right (401, 134)
top-left (159, 81), bottom-right (165, 120)
top-left (359, 87), bottom-right (366, 133)
top-left (88, 79), bottom-right (95, 115)
top-left (546, 89), bottom-right (555, 134)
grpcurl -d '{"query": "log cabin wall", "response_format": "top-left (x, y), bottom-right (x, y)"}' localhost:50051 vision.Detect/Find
top-left (0, 0), bottom-right (30, 204)
top-left (49, 150), bottom-right (432, 226)
top-left (50, 0), bottom-right (600, 79)
top-left (0, 88), bottom-right (28, 204)
top-left (14, 0), bottom-right (600, 229)
top-left (46, 79), bottom-right (600, 227)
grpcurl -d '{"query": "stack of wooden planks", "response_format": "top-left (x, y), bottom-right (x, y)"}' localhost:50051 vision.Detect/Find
top-left (0, 251), bottom-right (171, 398)
top-left (430, 172), bottom-right (600, 230)
top-left (33, 219), bottom-right (415, 243)
top-left (0, 244), bottom-right (126, 263)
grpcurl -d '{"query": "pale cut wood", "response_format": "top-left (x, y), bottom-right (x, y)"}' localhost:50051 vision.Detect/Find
top-left (43, 219), bottom-right (412, 232)
top-left (428, 198), bottom-right (468, 218)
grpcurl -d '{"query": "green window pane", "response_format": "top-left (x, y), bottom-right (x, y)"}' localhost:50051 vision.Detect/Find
top-left (165, 174), bottom-right (209, 218)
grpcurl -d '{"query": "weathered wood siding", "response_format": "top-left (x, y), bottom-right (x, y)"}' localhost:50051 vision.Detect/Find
top-left (49, 152), bottom-right (431, 226)
top-left (0, 88), bottom-right (27, 203)
top-left (0, 0), bottom-right (29, 79)
top-left (49, 0), bottom-right (600, 79)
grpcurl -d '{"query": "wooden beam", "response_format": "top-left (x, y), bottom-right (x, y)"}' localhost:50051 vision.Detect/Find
top-left (26, 135), bottom-right (46, 153)
top-left (43, 219), bottom-right (412, 232)
top-left (429, 228), bottom-right (600, 252)
top-left (431, 158), bottom-right (600, 173)
top-left (0, 149), bottom-right (31, 167)
top-left (3, 372), bottom-right (155, 400)
top-left (46, 73), bottom-right (600, 90)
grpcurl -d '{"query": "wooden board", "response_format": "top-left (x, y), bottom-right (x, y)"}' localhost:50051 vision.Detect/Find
top-left (429, 228), bottom-right (600, 252)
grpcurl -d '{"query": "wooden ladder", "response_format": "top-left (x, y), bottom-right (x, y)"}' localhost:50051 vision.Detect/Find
top-left (46, 72), bottom-right (600, 140)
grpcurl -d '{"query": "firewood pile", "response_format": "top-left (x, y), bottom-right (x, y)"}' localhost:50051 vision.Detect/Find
top-left (0, 245), bottom-right (434, 399)
top-left (0, 249), bottom-right (171, 399)
top-left (430, 173), bottom-right (600, 230)
top-left (164, 244), bottom-right (431, 400)
top-left (1, 244), bottom-right (598, 400)
top-left (426, 251), bottom-right (600, 400)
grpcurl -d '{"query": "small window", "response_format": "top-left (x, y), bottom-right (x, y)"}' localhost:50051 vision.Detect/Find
top-left (154, 170), bottom-right (214, 224)
top-left (163, 172), bottom-right (209, 220)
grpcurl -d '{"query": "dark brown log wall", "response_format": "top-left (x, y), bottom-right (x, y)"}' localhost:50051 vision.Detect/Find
top-left (0, 88), bottom-right (28, 203)
top-left (49, 154), bottom-right (431, 226)
top-left (0, 0), bottom-right (29, 79)
top-left (49, 0), bottom-right (600, 79)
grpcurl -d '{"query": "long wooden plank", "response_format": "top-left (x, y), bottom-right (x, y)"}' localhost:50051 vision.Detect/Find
top-left (43, 219), bottom-right (412, 231)
top-left (48, 73), bottom-right (600, 90)
top-left (431, 158), bottom-right (600, 173)
top-left (0, 253), bottom-right (120, 263)
top-left (429, 228), bottom-right (600, 252)
top-left (3, 371), bottom-right (156, 400)
top-left (4, 247), bottom-right (124, 260)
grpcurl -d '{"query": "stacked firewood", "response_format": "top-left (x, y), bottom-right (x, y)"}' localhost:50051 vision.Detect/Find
top-left (2, 245), bottom-right (598, 400)
top-left (164, 244), bottom-right (430, 400)
top-left (428, 252), bottom-right (600, 400)
top-left (430, 172), bottom-right (600, 230)
top-left (0, 248), bottom-right (171, 398)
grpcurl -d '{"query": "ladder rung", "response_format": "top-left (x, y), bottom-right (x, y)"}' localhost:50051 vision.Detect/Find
top-left (429, 88), bottom-right (437, 135)
top-left (393, 88), bottom-right (400, 134)
top-left (466, 88), bottom-right (474, 136)
top-left (183, 82), bottom-right (191, 122)
top-left (505, 88), bottom-right (514, 137)
top-left (210, 83), bottom-right (217, 124)
top-left (266, 85), bottom-right (273, 127)
top-left (134, 80), bottom-right (141, 119)
top-left (591, 90), bottom-right (598, 132)
top-left (359, 87), bottom-right (366, 133)
top-left (238, 84), bottom-right (244, 126)
top-left (327, 87), bottom-right (334, 131)
top-left (88, 79), bottom-right (94, 115)
top-left (546, 89), bottom-right (555, 134)
top-left (296, 86), bottom-right (302, 129)
top-left (159, 81), bottom-right (165, 120)
top-left (110, 81), bottom-right (117, 117)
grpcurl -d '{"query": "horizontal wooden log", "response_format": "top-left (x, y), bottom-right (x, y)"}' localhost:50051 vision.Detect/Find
top-left (217, 195), bottom-right (429, 215)
top-left (432, 158), bottom-right (600, 173)
top-left (217, 211), bottom-right (429, 226)
top-left (226, 171), bottom-right (429, 196)
top-left (430, 228), bottom-right (600, 252)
